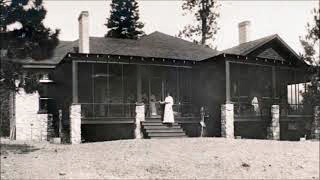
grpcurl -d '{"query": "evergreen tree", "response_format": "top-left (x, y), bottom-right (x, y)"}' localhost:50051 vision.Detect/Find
top-left (178, 0), bottom-right (220, 48)
top-left (300, 8), bottom-right (320, 112)
top-left (105, 0), bottom-right (144, 39)
top-left (0, 0), bottom-right (59, 92)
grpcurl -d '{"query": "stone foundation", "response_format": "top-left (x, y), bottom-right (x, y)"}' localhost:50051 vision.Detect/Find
top-left (134, 104), bottom-right (144, 139)
top-left (70, 104), bottom-right (81, 144)
top-left (267, 105), bottom-right (280, 140)
top-left (221, 104), bottom-right (234, 138)
top-left (311, 106), bottom-right (320, 140)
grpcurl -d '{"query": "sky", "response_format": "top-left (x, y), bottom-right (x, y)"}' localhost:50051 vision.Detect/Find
top-left (42, 0), bottom-right (319, 54)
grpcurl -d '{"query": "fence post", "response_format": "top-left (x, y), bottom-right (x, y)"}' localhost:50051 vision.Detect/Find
top-left (200, 106), bottom-right (207, 137)
top-left (221, 104), bottom-right (234, 138)
top-left (311, 106), bottom-right (320, 140)
top-left (267, 105), bottom-right (280, 140)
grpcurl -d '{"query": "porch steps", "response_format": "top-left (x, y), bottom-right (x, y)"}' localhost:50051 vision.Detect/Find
top-left (142, 118), bottom-right (187, 139)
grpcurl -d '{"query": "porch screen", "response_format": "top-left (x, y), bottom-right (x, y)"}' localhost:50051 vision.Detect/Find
top-left (78, 63), bottom-right (136, 118)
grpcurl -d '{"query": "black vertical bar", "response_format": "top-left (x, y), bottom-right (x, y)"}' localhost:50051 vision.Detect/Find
top-left (92, 63), bottom-right (95, 118)
top-left (122, 64), bottom-right (124, 117)
top-left (107, 64), bottom-right (110, 116)
top-left (226, 61), bottom-right (231, 103)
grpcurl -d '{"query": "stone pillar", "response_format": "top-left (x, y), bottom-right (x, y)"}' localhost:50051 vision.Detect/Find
top-left (70, 104), bottom-right (81, 144)
top-left (221, 104), bottom-right (234, 138)
top-left (15, 90), bottom-right (40, 140)
top-left (267, 105), bottom-right (280, 140)
top-left (311, 106), bottom-right (320, 140)
top-left (36, 113), bottom-right (53, 141)
top-left (135, 103), bottom-right (144, 139)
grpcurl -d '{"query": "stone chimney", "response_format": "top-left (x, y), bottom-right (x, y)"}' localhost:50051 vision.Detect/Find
top-left (238, 21), bottom-right (251, 44)
top-left (78, 11), bottom-right (89, 53)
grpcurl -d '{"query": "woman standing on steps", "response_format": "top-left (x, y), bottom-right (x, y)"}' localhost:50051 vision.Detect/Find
top-left (160, 92), bottom-right (175, 125)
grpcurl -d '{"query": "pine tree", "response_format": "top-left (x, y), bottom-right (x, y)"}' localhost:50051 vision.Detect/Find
top-left (178, 0), bottom-right (220, 48)
top-left (105, 0), bottom-right (144, 39)
top-left (0, 0), bottom-right (60, 92)
top-left (300, 8), bottom-right (320, 112)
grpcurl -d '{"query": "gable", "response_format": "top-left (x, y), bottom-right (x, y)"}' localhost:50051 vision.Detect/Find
top-left (256, 47), bottom-right (285, 61)
top-left (247, 38), bottom-right (305, 66)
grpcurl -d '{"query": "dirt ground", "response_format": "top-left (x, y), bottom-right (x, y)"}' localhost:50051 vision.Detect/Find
top-left (0, 137), bottom-right (319, 179)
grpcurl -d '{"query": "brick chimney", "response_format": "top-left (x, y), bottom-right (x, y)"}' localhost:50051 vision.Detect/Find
top-left (78, 11), bottom-right (89, 53)
top-left (238, 21), bottom-right (251, 44)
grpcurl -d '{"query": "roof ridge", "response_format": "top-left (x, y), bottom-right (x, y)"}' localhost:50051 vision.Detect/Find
top-left (148, 31), bottom-right (214, 49)
top-left (241, 34), bottom-right (278, 55)
top-left (219, 34), bottom-right (278, 55)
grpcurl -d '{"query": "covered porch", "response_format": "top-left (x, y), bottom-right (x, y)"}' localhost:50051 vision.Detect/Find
top-left (225, 59), bottom-right (312, 139)
top-left (72, 60), bottom-right (200, 125)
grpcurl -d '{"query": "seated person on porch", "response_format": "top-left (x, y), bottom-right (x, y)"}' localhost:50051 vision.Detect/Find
top-left (251, 96), bottom-right (260, 116)
top-left (250, 90), bottom-right (260, 116)
top-left (149, 94), bottom-right (159, 116)
top-left (160, 92), bottom-right (175, 124)
top-left (142, 93), bottom-right (148, 116)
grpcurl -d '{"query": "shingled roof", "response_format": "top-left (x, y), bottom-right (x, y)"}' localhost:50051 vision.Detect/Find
top-left (219, 34), bottom-right (301, 60)
top-left (18, 31), bottom-right (303, 68)
top-left (219, 34), bottom-right (278, 56)
top-left (19, 31), bottom-right (218, 67)
top-left (111, 31), bottom-right (218, 61)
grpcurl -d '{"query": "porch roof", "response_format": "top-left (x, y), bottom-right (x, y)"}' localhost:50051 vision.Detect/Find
top-left (219, 34), bottom-right (278, 56)
top-left (218, 34), bottom-right (305, 65)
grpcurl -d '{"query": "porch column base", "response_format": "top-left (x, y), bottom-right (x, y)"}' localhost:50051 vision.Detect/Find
top-left (36, 113), bottom-right (54, 141)
top-left (70, 104), bottom-right (81, 144)
top-left (135, 103), bottom-right (145, 139)
top-left (311, 106), bottom-right (320, 140)
top-left (267, 105), bottom-right (280, 140)
top-left (221, 104), bottom-right (234, 138)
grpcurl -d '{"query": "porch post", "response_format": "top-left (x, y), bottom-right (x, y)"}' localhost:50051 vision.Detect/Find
top-left (135, 103), bottom-right (144, 139)
top-left (225, 61), bottom-right (231, 103)
top-left (70, 104), bottom-right (81, 144)
top-left (137, 65), bottom-right (142, 103)
top-left (72, 61), bottom-right (78, 104)
top-left (221, 104), bottom-right (234, 138)
top-left (311, 106), bottom-right (320, 140)
top-left (272, 66), bottom-right (276, 98)
top-left (268, 105), bottom-right (280, 140)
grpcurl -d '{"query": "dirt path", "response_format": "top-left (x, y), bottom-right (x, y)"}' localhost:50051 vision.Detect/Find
top-left (1, 138), bottom-right (319, 179)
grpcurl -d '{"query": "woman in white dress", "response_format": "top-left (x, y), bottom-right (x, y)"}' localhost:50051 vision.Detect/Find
top-left (251, 96), bottom-right (260, 116)
top-left (160, 93), bottom-right (175, 124)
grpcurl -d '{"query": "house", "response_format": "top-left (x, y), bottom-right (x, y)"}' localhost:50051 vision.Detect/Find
top-left (5, 11), bottom-right (313, 143)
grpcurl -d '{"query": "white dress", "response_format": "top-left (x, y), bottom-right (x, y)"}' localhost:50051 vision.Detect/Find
top-left (251, 96), bottom-right (260, 115)
top-left (163, 96), bottom-right (175, 123)
top-left (150, 95), bottom-right (157, 116)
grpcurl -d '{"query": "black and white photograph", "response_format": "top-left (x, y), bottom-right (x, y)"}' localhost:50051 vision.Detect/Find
top-left (0, 0), bottom-right (319, 179)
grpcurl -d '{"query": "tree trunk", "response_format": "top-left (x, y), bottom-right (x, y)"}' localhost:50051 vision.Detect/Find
top-left (200, 0), bottom-right (207, 45)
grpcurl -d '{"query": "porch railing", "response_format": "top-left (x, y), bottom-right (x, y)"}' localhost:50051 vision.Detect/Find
top-left (80, 103), bottom-right (136, 118)
top-left (279, 103), bottom-right (313, 117)
top-left (233, 97), bottom-right (278, 117)
top-left (145, 103), bottom-right (198, 118)
top-left (234, 102), bottom-right (272, 117)
top-left (80, 102), bottom-right (199, 119)
top-left (233, 102), bottom-right (313, 117)
top-left (173, 103), bottom-right (198, 117)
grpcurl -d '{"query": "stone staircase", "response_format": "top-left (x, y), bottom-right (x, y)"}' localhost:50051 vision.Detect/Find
top-left (142, 118), bottom-right (187, 139)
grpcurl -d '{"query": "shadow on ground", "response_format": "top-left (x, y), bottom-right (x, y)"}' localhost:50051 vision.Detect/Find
top-left (0, 143), bottom-right (40, 155)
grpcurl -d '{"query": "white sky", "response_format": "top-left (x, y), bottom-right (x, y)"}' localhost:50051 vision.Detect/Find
top-left (43, 0), bottom-right (319, 53)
